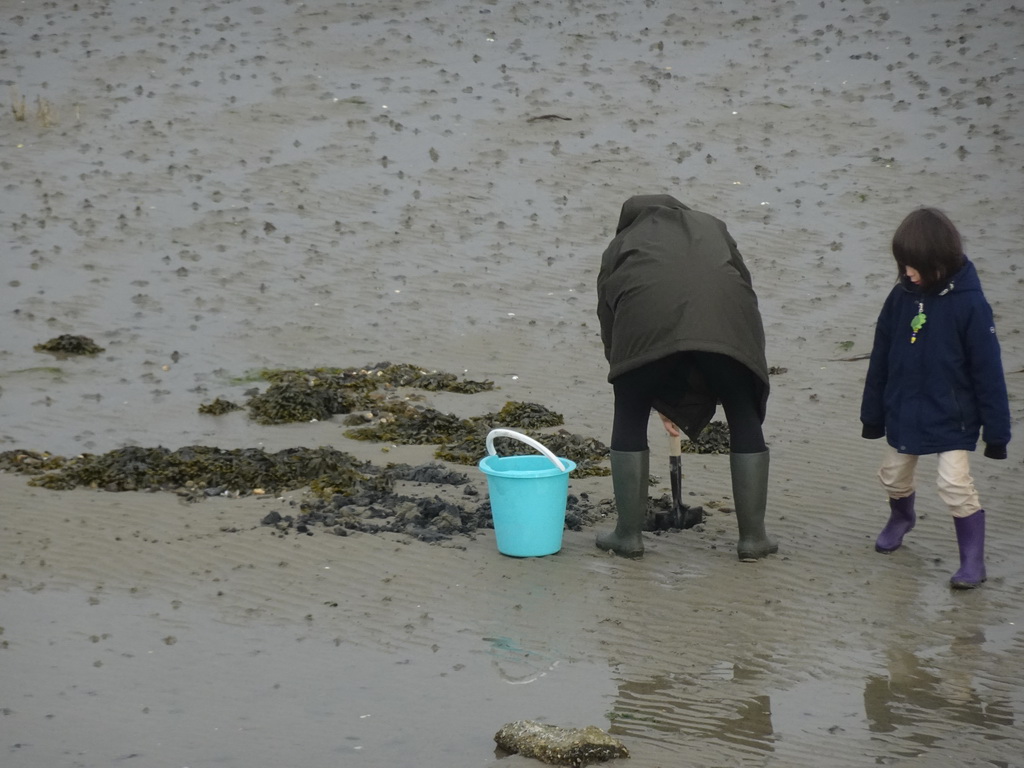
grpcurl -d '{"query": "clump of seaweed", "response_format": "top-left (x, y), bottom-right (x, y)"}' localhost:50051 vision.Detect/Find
top-left (202, 362), bottom-right (722, 466)
top-left (2, 443), bottom-right (611, 542)
top-left (371, 363), bottom-right (493, 393)
top-left (198, 397), bottom-right (243, 415)
top-left (3, 361), bottom-right (644, 541)
top-left (201, 362), bottom-right (494, 424)
top-left (262, 460), bottom-right (607, 543)
top-left (34, 335), bottom-right (104, 356)
top-left (436, 426), bottom-right (608, 478)
top-left (257, 362), bottom-right (495, 395)
top-left (246, 368), bottom-right (377, 424)
top-left (492, 400), bottom-right (564, 429)
top-left (247, 378), bottom-right (358, 424)
top-left (682, 421), bottom-right (731, 454)
top-left (23, 444), bottom-right (374, 498)
top-left (344, 399), bottom-right (608, 477)
top-left (345, 404), bottom-right (470, 444)
top-left (0, 449), bottom-right (67, 475)
top-left (271, 461), bottom-right (482, 540)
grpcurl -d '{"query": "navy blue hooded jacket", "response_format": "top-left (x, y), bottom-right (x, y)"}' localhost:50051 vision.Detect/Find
top-left (860, 257), bottom-right (1010, 456)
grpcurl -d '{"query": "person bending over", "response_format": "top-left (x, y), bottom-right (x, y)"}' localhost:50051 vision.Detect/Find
top-left (595, 194), bottom-right (777, 561)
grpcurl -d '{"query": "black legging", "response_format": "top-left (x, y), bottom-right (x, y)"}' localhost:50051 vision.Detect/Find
top-left (611, 351), bottom-right (766, 454)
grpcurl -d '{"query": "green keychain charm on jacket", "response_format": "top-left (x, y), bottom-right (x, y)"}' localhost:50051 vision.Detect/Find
top-left (910, 301), bottom-right (926, 343)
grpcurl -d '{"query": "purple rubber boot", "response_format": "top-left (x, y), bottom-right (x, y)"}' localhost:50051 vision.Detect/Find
top-left (875, 493), bottom-right (916, 553)
top-left (950, 510), bottom-right (987, 589)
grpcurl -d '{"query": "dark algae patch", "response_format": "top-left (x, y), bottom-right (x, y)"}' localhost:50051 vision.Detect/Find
top-left (33, 334), bottom-right (105, 356)
top-left (199, 362), bottom-right (613, 476)
top-left (2, 362), bottom-right (733, 543)
top-left (4, 445), bottom-right (371, 497)
top-left (268, 463), bottom-right (611, 543)
top-left (210, 362), bottom-right (497, 425)
top-left (0, 446), bottom-right (610, 543)
top-left (681, 420), bottom-right (731, 454)
top-left (197, 397), bottom-right (243, 416)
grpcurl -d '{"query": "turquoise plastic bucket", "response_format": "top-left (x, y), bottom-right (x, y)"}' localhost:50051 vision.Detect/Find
top-left (478, 429), bottom-right (576, 557)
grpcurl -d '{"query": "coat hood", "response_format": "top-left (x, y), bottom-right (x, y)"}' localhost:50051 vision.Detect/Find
top-left (615, 194), bottom-right (691, 234)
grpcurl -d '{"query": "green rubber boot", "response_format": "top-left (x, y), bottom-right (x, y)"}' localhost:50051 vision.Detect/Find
top-left (596, 450), bottom-right (649, 558)
top-left (730, 450), bottom-right (778, 562)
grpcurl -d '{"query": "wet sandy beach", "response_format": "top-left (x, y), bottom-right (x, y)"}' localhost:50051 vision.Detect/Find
top-left (2, 1), bottom-right (1023, 766)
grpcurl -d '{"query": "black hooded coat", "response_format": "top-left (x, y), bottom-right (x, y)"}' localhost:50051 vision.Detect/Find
top-left (596, 195), bottom-right (770, 440)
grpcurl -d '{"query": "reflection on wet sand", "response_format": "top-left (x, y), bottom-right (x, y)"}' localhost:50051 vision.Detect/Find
top-left (609, 672), bottom-right (775, 755)
top-left (864, 634), bottom-right (1016, 750)
top-left (605, 628), bottom-right (1021, 764)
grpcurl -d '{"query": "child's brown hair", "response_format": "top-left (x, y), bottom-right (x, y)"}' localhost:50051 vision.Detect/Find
top-left (892, 208), bottom-right (965, 293)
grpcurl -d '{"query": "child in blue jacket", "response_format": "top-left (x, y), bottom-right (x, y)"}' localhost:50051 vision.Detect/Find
top-left (860, 207), bottom-right (1010, 588)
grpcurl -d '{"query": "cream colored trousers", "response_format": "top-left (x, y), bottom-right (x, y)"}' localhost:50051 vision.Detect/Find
top-left (877, 444), bottom-right (982, 518)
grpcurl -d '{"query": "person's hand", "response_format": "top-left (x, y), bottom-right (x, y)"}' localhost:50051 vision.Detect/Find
top-left (657, 412), bottom-right (681, 437)
top-left (984, 443), bottom-right (1007, 460)
top-left (861, 423), bottom-right (885, 440)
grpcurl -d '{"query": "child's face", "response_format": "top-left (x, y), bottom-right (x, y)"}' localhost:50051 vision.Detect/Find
top-left (904, 266), bottom-right (922, 285)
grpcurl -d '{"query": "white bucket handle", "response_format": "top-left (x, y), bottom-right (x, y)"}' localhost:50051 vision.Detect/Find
top-left (485, 428), bottom-right (567, 472)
